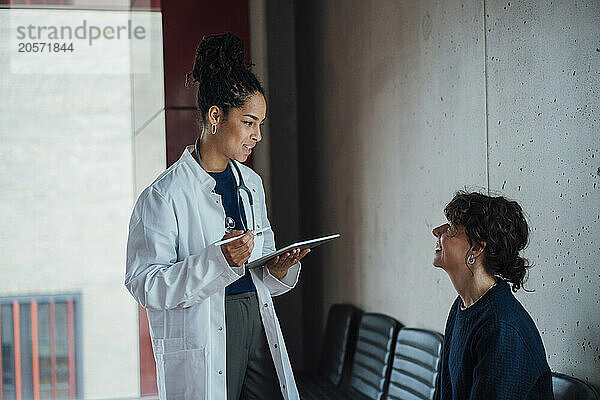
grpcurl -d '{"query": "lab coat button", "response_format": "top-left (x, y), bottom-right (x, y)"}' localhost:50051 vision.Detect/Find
top-left (274, 344), bottom-right (278, 348)
top-left (218, 370), bottom-right (223, 375)
top-left (218, 326), bottom-right (223, 331)
top-left (282, 384), bottom-right (286, 389)
top-left (264, 303), bottom-right (268, 308)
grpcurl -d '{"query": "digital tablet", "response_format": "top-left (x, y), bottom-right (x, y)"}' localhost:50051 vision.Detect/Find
top-left (246, 233), bottom-right (341, 269)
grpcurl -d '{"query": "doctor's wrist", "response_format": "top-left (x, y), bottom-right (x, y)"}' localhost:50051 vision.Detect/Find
top-left (267, 266), bottom-right (287, 280)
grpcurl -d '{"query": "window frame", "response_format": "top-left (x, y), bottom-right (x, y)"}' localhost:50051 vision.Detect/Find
top-left (0, 294), bottom-right (83, 400)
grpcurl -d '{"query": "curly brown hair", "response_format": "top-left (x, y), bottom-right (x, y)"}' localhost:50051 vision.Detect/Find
top-left (444, 191), bottom-right (531, 292)
top-left (186, 32), bottom-right (265, 125)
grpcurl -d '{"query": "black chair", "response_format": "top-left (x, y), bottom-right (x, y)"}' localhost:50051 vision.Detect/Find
top-left (386, 328), bottom-right (444, 400)
top-left (318, 303), bottom-right (362, 386)
top-left (298, 303), bottom-right (362, 400)
top-left (552, 372), bottom-right (599, 400)
top-left (301, 312), bottom-right (400, 400)
top-left (343, 313), bottom-right (400, 400)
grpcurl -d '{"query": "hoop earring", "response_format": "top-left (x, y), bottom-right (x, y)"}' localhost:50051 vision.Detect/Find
top-left (467, 254), bottom-right (476, 265)
top-left (211, 124), bottom-right (217, 135)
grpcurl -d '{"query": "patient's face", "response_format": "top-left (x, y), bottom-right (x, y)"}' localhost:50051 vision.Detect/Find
top-left (432, 222), bottom-right (471, 273)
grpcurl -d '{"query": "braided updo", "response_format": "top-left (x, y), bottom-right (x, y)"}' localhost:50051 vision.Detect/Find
top-left (186, 32), bottom-right (265, 125)
top-left (444, 191), bottom-right (532, 292)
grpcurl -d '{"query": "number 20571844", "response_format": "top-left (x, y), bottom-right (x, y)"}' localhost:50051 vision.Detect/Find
top-left (18, 42), bottom-right (74, 53)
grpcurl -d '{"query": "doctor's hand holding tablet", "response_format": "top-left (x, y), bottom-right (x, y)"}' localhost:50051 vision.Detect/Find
top-left (264, 247), bottom-right (310, 280)
top-left (219, 229), bottom-right (311, 279)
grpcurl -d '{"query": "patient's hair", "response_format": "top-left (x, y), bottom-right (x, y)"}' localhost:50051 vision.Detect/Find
top-left (186, 32), bottom-right (264, 125)
top-left (444, 191), bottom-right (531, 292)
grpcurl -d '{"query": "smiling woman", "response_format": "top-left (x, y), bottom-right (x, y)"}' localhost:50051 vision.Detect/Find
top-left (432, 191), bottom-right (554, 400)
top-left (196, 91), bottom-right (266, 171)
top-left (125, 32), bottom-right (309, 400)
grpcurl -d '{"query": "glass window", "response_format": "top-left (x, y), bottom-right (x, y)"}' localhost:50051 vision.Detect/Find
top-left (0, 297), bottom-right (81, 400)
top-left (1, 3), bottom-right (164, 398)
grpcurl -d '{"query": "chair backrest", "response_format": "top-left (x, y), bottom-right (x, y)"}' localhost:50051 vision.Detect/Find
top-left (386, 328), bottom-right (444, 400)
top-left (552, 372), bottom-right (599, 400)
top-left (347, 313), bottom-right (400, 400)
top-left (318, 303), bottom-right (362, 386)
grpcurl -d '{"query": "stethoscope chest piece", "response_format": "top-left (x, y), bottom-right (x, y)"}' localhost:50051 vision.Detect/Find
top-left (225, 217), bottom-right (235, 233)
top-left (195, 137), bottom-right (256, 232)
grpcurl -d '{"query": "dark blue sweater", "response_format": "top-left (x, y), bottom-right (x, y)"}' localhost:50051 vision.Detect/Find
top-left (439, 280), bottom-right (554, 400)
top-left (209, 164), bottom-right (256, 295)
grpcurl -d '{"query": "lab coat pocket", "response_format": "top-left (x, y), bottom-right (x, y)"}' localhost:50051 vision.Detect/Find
top-left (156, 348), bottom-right (206, 400)
top-left (152, 337), bottom-right (184, 354)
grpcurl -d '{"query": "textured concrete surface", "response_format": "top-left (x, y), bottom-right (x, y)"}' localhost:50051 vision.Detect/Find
top-left (485, 0), bottom-right (600, 385)
top-left (307, 0), bottom-right (486, 336)
top-left (262, 0), bottom-right (306, 370)
top-left (298, 0), bottom-right (599, 387)
top-left (249, 0), bottom-right (272, 203)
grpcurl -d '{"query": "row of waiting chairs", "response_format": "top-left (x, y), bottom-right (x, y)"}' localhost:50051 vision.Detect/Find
top-left (297, 304), bottom-right (599, 400)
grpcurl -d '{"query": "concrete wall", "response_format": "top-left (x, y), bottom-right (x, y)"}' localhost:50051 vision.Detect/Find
top-left (260, 0), bottom-right (307, 370)
top-left (249, 0), bottom-right (272, 202)
top-left (296, 0), bottom-right (599, 387)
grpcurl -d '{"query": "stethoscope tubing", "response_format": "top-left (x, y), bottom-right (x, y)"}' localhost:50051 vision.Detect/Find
top-left (195, 137), bottom-right (256, 232)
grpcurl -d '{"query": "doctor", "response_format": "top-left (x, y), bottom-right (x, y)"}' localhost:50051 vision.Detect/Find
top-left (125, 32), bottom-right (309, 400)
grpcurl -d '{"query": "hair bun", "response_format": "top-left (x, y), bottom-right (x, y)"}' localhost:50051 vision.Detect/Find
top-left (186, 32), bottom-right (264, 123)
top-left (503, 256), bottom-right (528, 291)
top-left (188, 32), bottom-right (247, 85)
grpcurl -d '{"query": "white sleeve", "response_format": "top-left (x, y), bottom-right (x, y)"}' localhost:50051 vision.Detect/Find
top-left (124, 188), bottom-right (244, 310)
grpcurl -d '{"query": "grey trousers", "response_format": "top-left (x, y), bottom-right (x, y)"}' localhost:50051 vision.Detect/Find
top-left (225, 291), bottom-right (284, 400)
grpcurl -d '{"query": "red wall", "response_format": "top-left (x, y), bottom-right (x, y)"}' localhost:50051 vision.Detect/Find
top-left (139, 0), bottom-right (251, 396)
top-left (162, 0), bottom-right (251, 167)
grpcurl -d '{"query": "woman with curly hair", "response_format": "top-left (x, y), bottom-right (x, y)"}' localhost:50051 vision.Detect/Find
top-left (125, 32), bottom-right (308, 400)
top-left (432, 191), bottom-right (554, 399)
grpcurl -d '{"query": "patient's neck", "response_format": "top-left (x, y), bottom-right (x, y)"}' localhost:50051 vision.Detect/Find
top-left (454, 268), bottom-right (496, 309)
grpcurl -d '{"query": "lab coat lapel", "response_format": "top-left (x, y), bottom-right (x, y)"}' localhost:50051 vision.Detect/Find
top-left (182, 146), bottom-right (228, 242)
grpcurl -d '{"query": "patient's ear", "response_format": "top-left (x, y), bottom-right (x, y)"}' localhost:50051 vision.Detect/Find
top-left (471, 241), bottom-right (486, 257)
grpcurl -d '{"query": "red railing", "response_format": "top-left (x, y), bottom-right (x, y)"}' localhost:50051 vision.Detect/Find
top-left (67, 300), bottom-right (75, 400)
top-left (49, 300), bottom-right (58, 400)
top-left (31, 300), bottom-right (40, 400)
top-left (13, 301), bottom-right (22, 400)
top-left (0, 306), bottom-right (3, 400)
top-left (1, 297), bottom-right (78, 399)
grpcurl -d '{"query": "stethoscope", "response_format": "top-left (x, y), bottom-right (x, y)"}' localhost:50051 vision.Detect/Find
top-left (195, 137), bottom-right (256, 233)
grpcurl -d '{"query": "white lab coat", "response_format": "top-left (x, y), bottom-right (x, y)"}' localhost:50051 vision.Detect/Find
top-left (125, 146), bottom-right (301, 400)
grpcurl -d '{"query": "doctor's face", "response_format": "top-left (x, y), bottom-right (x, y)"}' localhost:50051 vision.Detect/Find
top-left (217, 92), bottom-right (266, 163)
